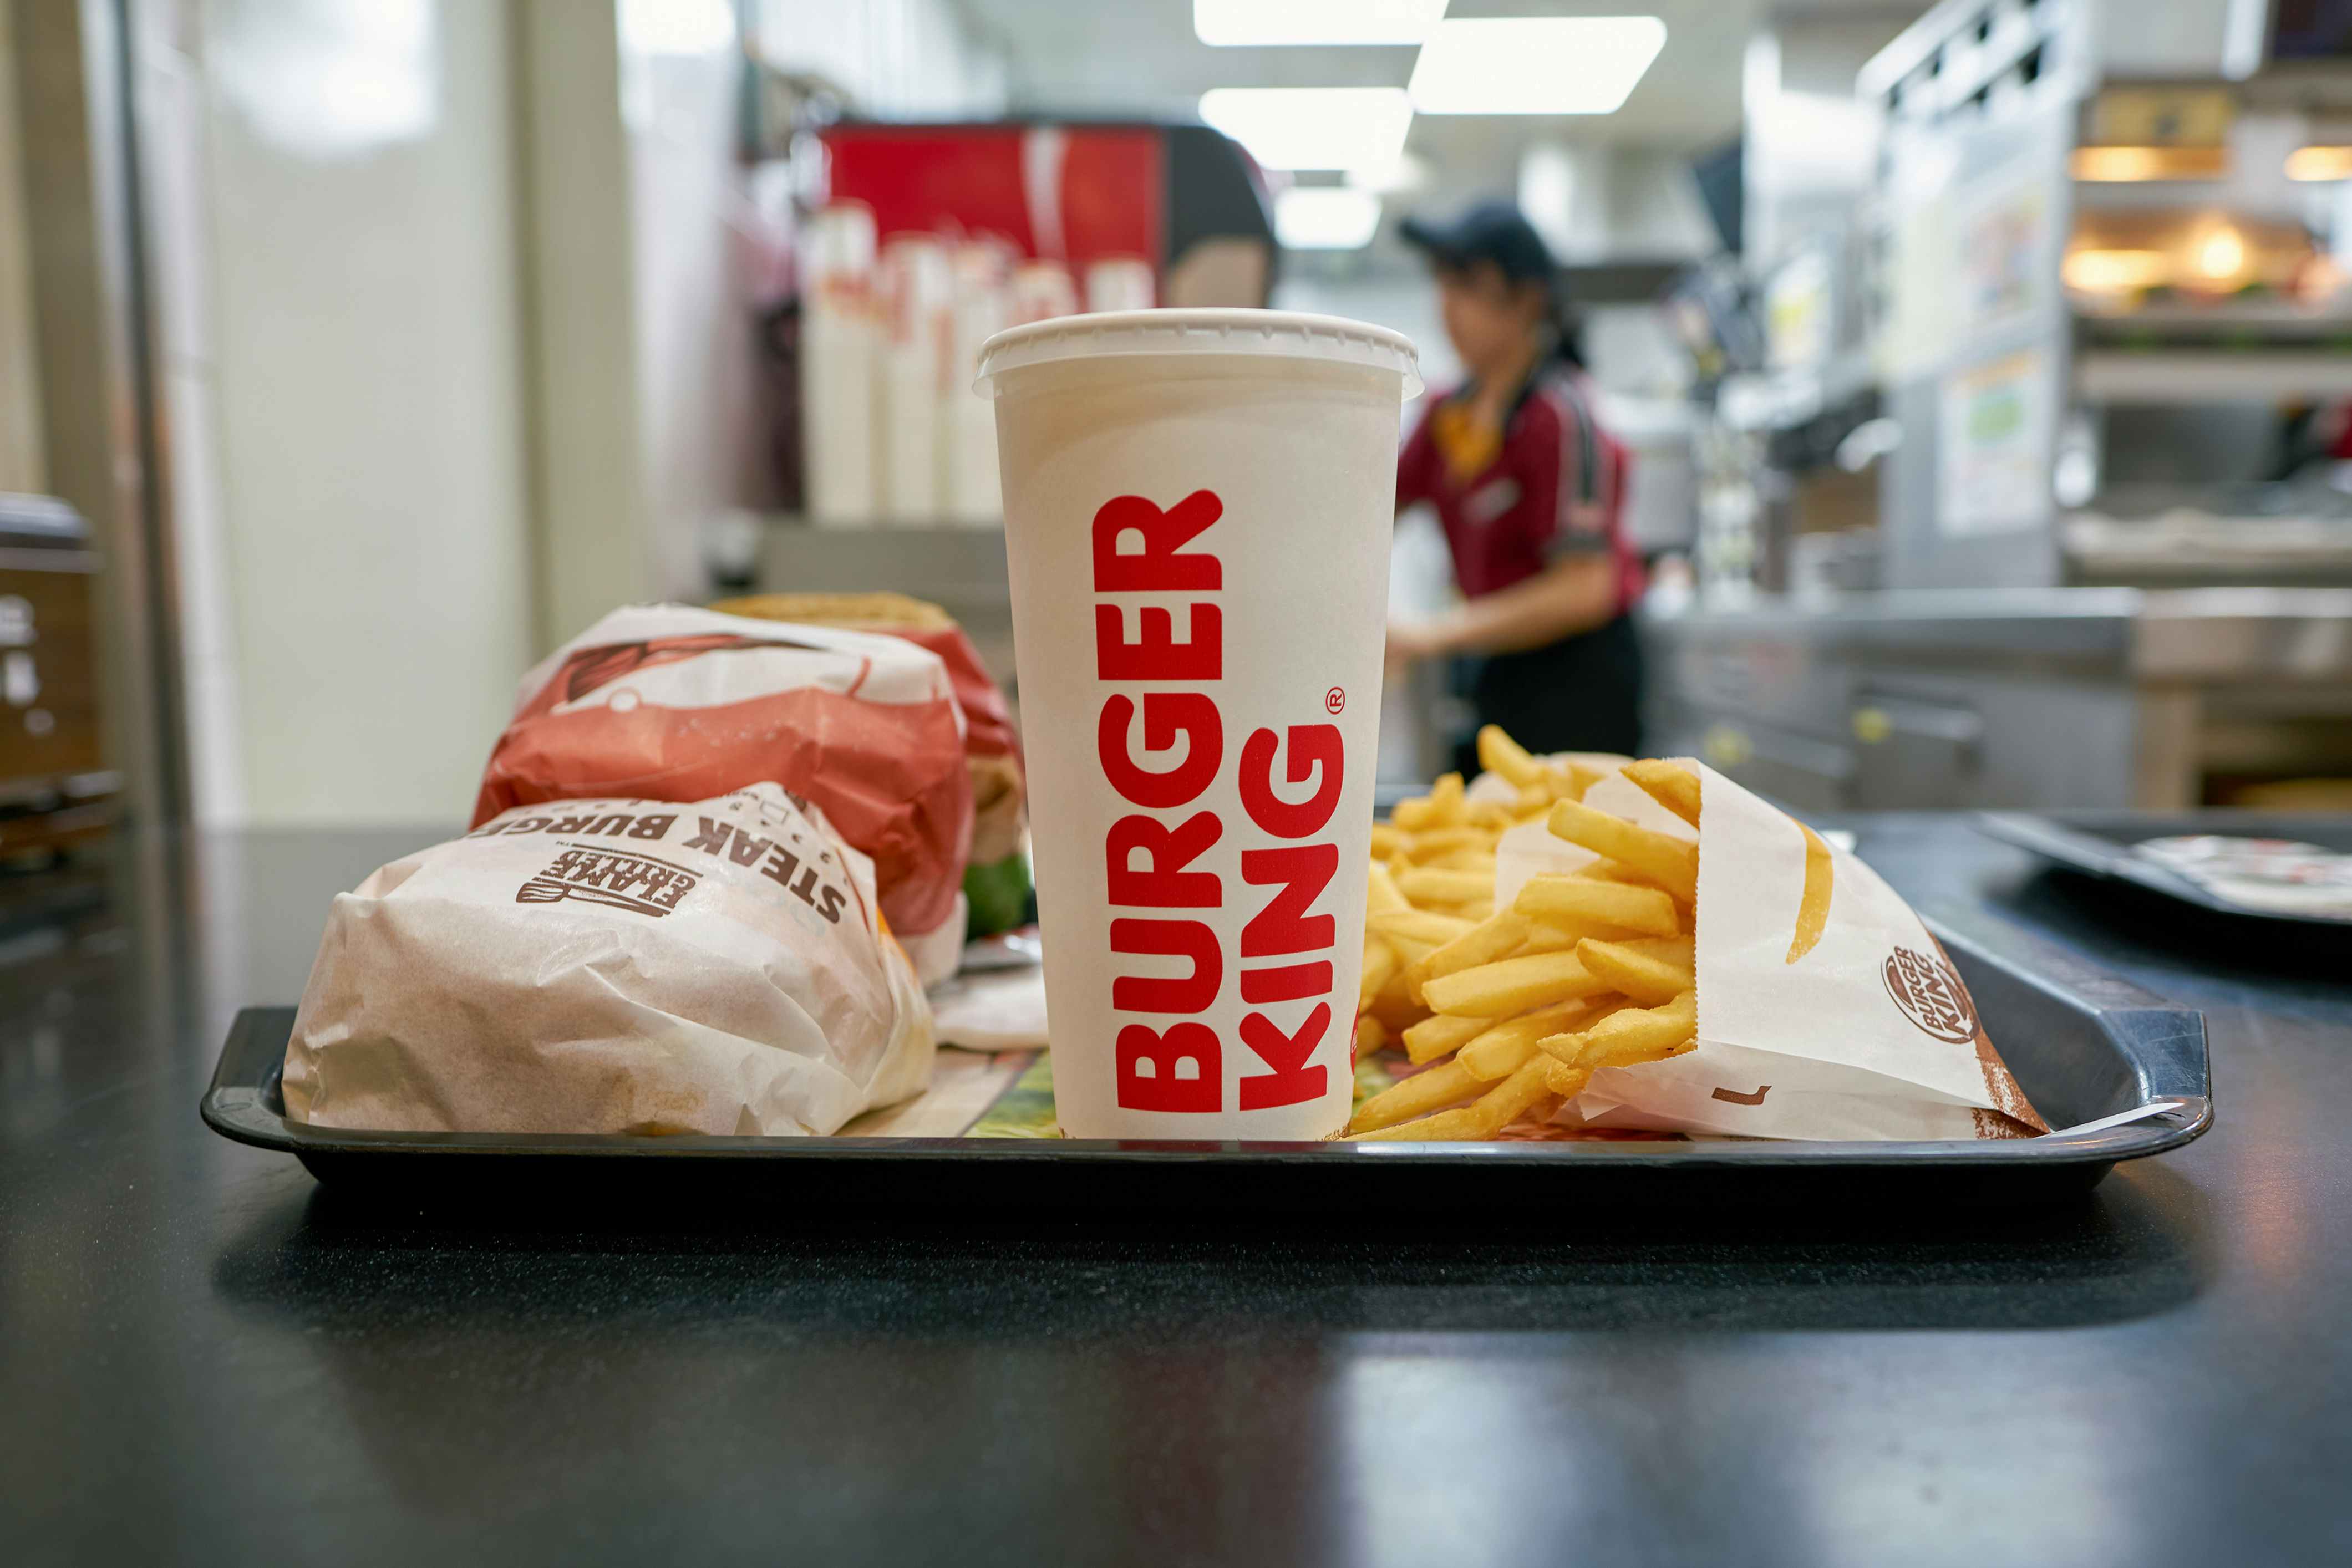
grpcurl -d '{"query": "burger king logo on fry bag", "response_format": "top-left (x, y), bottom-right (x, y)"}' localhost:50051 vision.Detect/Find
top-left (1881, 945), bottom-right (1979, 1045)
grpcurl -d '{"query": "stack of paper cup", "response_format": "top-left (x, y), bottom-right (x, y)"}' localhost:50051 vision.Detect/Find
top-left (878, 235), bottom-right (951, 523)
top-left (975, 309), bottom-right (1422, 1140)
top-left (1084, 256), bottom-right (1156, 314)
top-left (945, 241), bottom-right (1010, 526)
top-left (802, 203), bottom-right (878, 527)
top-left (1008, 259), bottom-right (1079, 326)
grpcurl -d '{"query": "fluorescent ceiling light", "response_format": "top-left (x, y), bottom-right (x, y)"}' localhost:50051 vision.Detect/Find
top-left (2070, 145), bottom-right (2228, 182)
top-left (1408, 17), bottom-right (1666, 115)
top-left (2286, 145), bottom-right (2352, 182)
top-left (621, 0), bottom-right (734, 56)
top-left (1194, 0), bottom-right (1447, 48)
top-left (1348, 152), bottom-right (1431, 195)
top-left (1274, 187), bottom-right (1383, 250)
top-left (1198, 87), bottom-right (1414, 171)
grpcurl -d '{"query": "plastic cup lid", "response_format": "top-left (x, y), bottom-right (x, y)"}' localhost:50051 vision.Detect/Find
top-left (973, 307), bottom-right (1423, 400)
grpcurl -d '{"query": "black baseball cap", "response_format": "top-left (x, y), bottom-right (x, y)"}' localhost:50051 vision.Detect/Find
top-left (1399, 201), bottom-right (1558, 285)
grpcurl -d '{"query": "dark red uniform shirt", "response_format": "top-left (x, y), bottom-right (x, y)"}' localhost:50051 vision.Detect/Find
top-left (1395, 366), bottom-right (1644, 613)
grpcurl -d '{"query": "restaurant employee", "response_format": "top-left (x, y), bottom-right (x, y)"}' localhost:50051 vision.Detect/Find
top-left (1388, 201), bottom-right (1644, 773)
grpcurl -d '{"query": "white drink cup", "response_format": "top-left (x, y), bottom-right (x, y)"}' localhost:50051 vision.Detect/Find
top-left (974, 309), bottom-right (1421, 1139)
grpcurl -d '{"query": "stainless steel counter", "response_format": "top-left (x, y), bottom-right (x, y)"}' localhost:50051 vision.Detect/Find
top-left (1643, 588), bottom-right (2352, 810)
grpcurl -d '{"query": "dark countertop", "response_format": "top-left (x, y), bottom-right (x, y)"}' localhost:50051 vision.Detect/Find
top-left (3, 818), bottom-right (2349, 1566)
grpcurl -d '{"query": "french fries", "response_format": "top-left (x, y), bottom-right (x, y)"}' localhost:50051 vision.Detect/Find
top-left (1574, 936), bottom-right (1694, 1007)
top-left (1411, 909), bottom-right (1530, 990)
top-left (1350, 1058), bottom-right (1482, 1132)
top-left (1400, 1011), bottom-right (1486, 1065)
top-left (1346, 727), bottom-right (1703, 1141)
top-left (1535, 990), bottom-right (1699, 1072)
top-left (1398, 867), bottom-right (1491, 906)
top-left (1420, 950), bottom-right (1616, 1018)
top-left (1367, 908), bottom-right (1476, 947)
top-left (1547, 798), bottom-right (1698, 903)
top-left (1622, 759), bottom-right (1701, 828)
top-left (1358, 938), bottom-right (1397, 1010)
top-left (1511, 874), bottom-right (1682, 937)
top-left (1456, 999), bottom-right (1591, 1080)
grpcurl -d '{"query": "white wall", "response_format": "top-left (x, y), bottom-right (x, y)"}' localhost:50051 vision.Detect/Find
top-left (151, 0), bottom-right (1012, 827)
top-left (623, 10), bottom-right (764, 602)
top-left (165, 0), bottom-right (534, 825)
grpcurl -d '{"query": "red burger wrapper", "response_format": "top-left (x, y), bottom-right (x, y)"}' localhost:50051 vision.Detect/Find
top-left (473, 605), bottom-right (972, 955)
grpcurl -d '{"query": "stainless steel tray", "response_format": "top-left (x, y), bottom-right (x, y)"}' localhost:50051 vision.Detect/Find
top-left (1978, 810), bottom-right (2352, 929)
top-left (201, 905), bottom-right (2209, 1214)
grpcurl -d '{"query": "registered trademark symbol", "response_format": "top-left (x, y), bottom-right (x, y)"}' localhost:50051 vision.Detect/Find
top-left (1324, 686), bottom-right (1346, 715)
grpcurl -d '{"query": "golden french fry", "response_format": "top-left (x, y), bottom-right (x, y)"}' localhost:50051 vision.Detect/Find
top-left (1512, 873), bottom-right (1682, 937)
top-left (1454, 899), bottom-right (1495, 922)
top-left (1429, 772), bottom-right (1466, 823)
top-left (1542, 1058), bottom-right (1593, 1097)
top-left (1421, 848), bottom-right (1498, 874)
top-left (1515, 780), bottom-right (1556, 813)
top-left (1354, 1015), bottom-right (1386, 1058)
top-left (1367, 862), bottom-right (1408, 914)
top-left (1358, 938), bottom-right (1397, 1007)
top-left (1373, 960), bottom-right (1425, 1027)
top-left (1536, 990), bottom-right (1698, 1071)
top-left (1477, 724), bottom-right (1546, 787)
top-left (1421, 950), bottom-right (1611, 1018)
top-left (1566, 766), bottom-right (1607, 802)
top-left (1415, 910), bottom-right (1531, 986)
top-left (1401, 1011), bottom-right (1487, 1065)
top-left (1458, 1033), bottom-right (1536, 1082)
top-left (1623, 759), bottom-right (1702, 828)
top-left (1466, 1056), bottom-right (1558, 1137)
top-left (1547, 798), bottom-right (1698, 903)
top-left (1789, 822), bottom-right (1834, 964)
top-left (1367, 908), bottom-right (1475, 946)
top-left (1368, 989), bottom-right (1431, 1035)
top-left (1465, 802), bottom-right (1516, 832)
top-left (1401, 827), bottom-right (1489, 859)
top-left (1348, 1107), bottom-right (1482, 1142)
top-left (1369, 823), bottom-right (1404, 859)
top-left (1522, 919), bottom-right (1645, 951)
top-left (1576, 936), bottom-right (1695, 1006)
top-left (1456, 999), bottom-right (1593, 1080)
top-left (1398, 867), bottom-right (1490, 906)
top-left (1391, 797), bottom-right (1438, 831)
top-left (1348, 1058), bottom-right (1480, 1132)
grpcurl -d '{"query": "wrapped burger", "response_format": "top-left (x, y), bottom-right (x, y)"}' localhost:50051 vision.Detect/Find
top-left (471, 604), bottom-right (973, 983)
top-left (286, 785), bottom-right (935, 1136)
top-left (708, 592), bottom-right (1031, 934)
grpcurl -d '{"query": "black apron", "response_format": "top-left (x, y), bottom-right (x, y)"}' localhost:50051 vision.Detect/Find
top-left (1450, 614), bottom-right (1644, 778)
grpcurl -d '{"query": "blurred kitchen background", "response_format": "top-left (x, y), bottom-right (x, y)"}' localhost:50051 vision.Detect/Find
top-left (5, 0), bottom-right (2352, 884)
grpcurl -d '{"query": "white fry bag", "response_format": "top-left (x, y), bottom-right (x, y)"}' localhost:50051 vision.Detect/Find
top-left (285, 785), bottom-right (936, 1136)
top-left (1561, 764), bottom-right (2047, 1141)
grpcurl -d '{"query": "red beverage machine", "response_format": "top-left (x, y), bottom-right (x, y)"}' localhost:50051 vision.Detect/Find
top-left (817, 121), bottom-right (1275, 308)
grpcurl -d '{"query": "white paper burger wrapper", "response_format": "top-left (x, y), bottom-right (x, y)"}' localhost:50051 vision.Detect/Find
top-left (1501, 762), bottom-right (2046, 1142)
top-left (284, 785), bottom-right (936, 1137)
